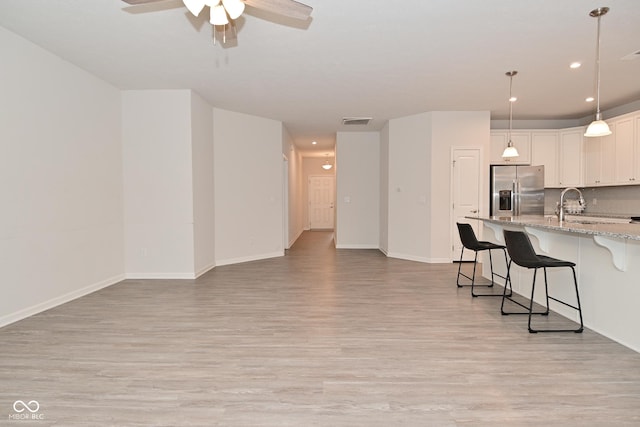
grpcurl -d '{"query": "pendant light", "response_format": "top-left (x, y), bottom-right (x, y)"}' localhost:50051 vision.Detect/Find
top-left (502, 71), bottom-right (519, 159)
top-left (584, 7), bottom-right (612, 137)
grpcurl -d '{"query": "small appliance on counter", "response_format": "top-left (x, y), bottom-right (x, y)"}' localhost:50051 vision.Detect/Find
top-left (490, 165), bottom-right (545, 216)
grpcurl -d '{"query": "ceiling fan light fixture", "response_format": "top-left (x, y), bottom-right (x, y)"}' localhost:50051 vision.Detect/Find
top-left (222, 0), bottom-right (245, 20)
top-left (182, 0), bottom-right (206, 16)
top-left (210, 4), bottom-right (229, 25)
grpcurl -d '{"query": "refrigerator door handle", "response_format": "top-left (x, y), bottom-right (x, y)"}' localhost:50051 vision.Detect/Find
top-left (512, 180), bottom-right (518, 216)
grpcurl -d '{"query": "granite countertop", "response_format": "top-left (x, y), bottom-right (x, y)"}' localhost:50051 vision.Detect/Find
top-left (467, 215), bottom-right (640, 241)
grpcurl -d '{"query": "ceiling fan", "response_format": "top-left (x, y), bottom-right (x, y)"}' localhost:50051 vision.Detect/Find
top-left (121, 0), bottom-right (313, 25)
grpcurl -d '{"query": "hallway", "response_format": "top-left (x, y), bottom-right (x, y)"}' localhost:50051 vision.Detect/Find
top-left (1, 231), bottom-right (639, 426)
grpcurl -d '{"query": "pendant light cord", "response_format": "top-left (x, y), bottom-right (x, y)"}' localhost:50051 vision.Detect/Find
top-left (594, 14), bottom-right (602, 120)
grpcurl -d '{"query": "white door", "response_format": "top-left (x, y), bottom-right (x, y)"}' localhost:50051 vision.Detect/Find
top-left (308, 175), bottom-right (335, 229)
top-left (452, 148), bottom-right (481, 261)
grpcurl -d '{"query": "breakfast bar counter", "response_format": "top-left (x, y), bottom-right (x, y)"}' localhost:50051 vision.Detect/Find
top-left (466, 215), bottom-right (640, 353)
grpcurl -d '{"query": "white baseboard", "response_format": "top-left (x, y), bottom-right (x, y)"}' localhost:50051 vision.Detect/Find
top-left (215, 251), bottom-right (284, 267)
top-left (125, 272), bottom-right (197, 279)
top-left (335, 244), bottom-right (380, 249)
top-left (0, 274), bottom-right (125, 328)
top-left (195, 262), bottom-right (216, 278)
top-left (385, 252), bottom-right (429, 263)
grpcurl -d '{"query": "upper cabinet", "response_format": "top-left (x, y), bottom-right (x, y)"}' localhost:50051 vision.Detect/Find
top-left (614, 115), bottom-right (636, 183)
top-left (490, 131), bottom-right (531, 165)
top-left (583, 112), bottom-right (637, 187)
top-left (491, 109), bottom-right (640, 189)
top-left (530, 131), bottom-right (559, 186)
top-left (529, 128), bottom-right (583, 188)
top-left (558, 128), bottom-right (583, 187)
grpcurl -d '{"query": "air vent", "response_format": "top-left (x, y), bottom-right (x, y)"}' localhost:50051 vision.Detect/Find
top-left (342, 117), bottom-right (372, 125)
top-left (622, 50), bottom-right (640, 60)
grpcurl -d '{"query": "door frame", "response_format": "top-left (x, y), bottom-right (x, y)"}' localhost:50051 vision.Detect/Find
top-left (450, 146), bottom-right (484, 262)
top-left (308, 174), bottom-right (335, 230)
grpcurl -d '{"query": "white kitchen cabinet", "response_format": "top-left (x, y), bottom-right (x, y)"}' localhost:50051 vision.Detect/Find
top-left (615, 116), bottom-right (636, 183)
top-left (584, 133), bottom-right (616, 186)
top-left (558, 128), bottom-right (583, 187)
top-left (636, 114), bottom-right (640, 182)
top-left (490, 131), bottom-right (531, 164)
top-left (530, 131), bottom-right (559, 187)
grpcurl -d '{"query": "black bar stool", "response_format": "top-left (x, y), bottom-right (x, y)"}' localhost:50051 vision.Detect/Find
top-left (456, 222), bottom-right (510, 297)
top-left (502, 230), bottom-right (584, 333)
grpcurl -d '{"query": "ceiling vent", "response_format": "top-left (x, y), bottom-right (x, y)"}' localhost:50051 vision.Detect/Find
top-left (622, 49), bottom-right (640, 60)
top-left (342, 117), bottom-right (372, 125)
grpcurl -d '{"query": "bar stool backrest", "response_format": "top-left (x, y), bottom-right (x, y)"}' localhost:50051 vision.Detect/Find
top-left (457, 223), bottom-right (480, 250)
top-left (503, 230), bottom-right (541, 268)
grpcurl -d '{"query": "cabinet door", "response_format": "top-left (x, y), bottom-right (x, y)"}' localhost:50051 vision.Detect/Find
top-left (600, 132), bottom-right (616, 185)
top-left (583, 136), bottom-right (601, 185)
top-left (615, 118), bottom-right (635, 183)
top-left (531, 132), bottom-right (558, 187)
top-left (636, 115), bottom-right (640, 182)
top-left (490, 131), bottom-right (531, 164)
top-left (558, 129), bottom-right (583, 187)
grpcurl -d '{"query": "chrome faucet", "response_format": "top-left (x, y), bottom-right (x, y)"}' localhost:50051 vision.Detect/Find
top-left (559, 187), bottom-right (585, 222)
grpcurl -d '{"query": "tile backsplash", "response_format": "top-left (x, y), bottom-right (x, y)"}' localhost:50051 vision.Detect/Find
top-left (545, 185), bottom-right (640, 217)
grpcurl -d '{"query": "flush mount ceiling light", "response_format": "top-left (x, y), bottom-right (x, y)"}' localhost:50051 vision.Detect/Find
top-left (321, 154), bottom-right (333, 170)
top-left (584, 6), bottom-right (612, 138)
top-left (502, 71), bottom-right (520, 159)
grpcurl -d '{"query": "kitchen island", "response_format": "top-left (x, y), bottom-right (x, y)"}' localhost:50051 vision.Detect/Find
top-left (467, 215), bottom-right (640, 353)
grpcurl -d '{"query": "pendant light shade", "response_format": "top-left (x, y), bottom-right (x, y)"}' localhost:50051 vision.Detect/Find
top-left (502, 70), bottom-right (520, 159)
top-left (584, 7), bottom-right (612, 138)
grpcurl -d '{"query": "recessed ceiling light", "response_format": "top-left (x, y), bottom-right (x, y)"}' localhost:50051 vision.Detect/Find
top-left (586, 97), bottom-right (595, 102)
top-left (509, 96), bottom-right (517, 102)
top-left (570, 62), bottom-right (582, 69)
top-left (311, 141), bottom-right (317, 145)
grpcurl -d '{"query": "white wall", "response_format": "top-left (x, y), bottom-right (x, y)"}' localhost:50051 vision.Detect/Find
top-left (379, 123), bottom-right (390, 254)
top-left (384, 111), bottom-right (490, 263)
top-left (429, 111), bottom-right (490, 262)
top-left (386, 113), bottom-right (431, 262)
top-left (335, 132), bottom-right (380, 248)
top-left (0, 27), bottom-right (124, 326)
top-left (122, 90), bottom-right (195, 278)
top-left (213, 108), bottom-right (284, 265)
top-left (283, 127), bottom-right (305, 248)
top-left (191, 93), bottom-right (215, 276)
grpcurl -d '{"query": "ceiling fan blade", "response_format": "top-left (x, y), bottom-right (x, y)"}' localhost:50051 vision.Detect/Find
top-left (121, 0), bottom-right (169, 5)
top-left (244, 0), bottom-right (312, 20)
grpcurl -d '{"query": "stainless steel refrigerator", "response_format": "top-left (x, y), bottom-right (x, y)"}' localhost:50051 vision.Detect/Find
top-left (490, 165), bottom-right (545, 216)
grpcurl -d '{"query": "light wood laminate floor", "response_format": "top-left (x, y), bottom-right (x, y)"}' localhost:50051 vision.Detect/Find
top-left (2, 231), bottom-right (640, 426)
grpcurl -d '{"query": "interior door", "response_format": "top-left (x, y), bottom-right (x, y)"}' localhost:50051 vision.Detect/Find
top-left (452, 148), bottom-right (481, 261)
top-left (308, 175), bottom-right (335, 229)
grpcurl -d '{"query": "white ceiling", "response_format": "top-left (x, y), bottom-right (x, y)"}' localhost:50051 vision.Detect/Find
top-left (1, 0), bottom-right (639, 154)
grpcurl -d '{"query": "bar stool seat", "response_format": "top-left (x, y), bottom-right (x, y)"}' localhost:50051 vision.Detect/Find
top-left (456, 222), bottom-right (510, 297)
top-left (502, 230), bottom-right (584, 333)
